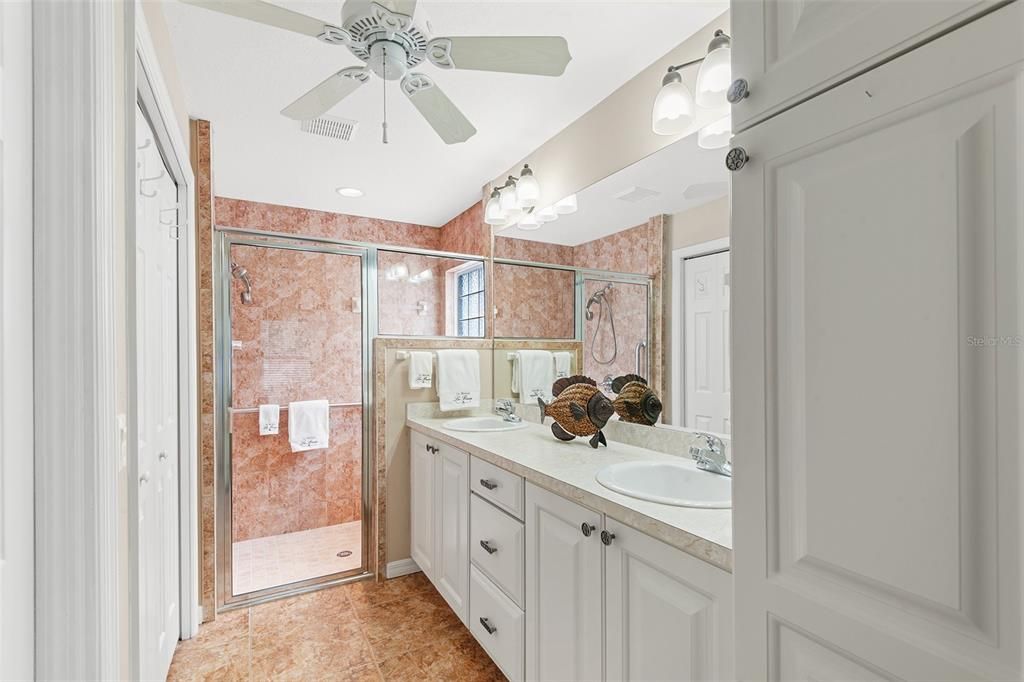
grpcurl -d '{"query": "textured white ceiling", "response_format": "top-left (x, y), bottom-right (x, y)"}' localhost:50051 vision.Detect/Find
top-left (161, 0), bottom-right (727, 226)
top-left (495, 134), bottom-right (729, 246)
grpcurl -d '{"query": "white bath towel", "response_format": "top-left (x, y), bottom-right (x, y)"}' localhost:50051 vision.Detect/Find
top-left (553, 352), bottom-right (572, 379)
top-left (436, 349), bottom-right (480, 411)
top-left (515, 350), bottom-right (554, 405)
top-left (288, 399), bottom-right (330, 452)
top-left (408, 351), bottom-right (433, 389)
top-left (259, 404), bottom-right (280, 435)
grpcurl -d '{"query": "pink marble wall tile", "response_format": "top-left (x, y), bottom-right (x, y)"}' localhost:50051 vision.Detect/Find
top-left (572, 221), bottom-right (659, 276)
top-left (376, 252), bottom-right (448, 336)
top-left (494, 235), bottom-right (575, 266)
top-left (438, 201), bottom-right (489, 257)
top-left (216, 197), bottom-right (444, 250)
top-left (582, 279), bottom-right (650, 393)
top-left (492, 263), bottom-right (574, 338)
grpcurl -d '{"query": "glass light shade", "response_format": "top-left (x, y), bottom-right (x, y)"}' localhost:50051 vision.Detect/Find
top-left (554, 194), bottom-right (577, 215)
top-left (698, 113), bottom-right (732, 150)
top-left (499, 186), bottom-right (518, 212)
top-left (515, 169), bottom-right (540, 208)
top-left (484, 194), bottom-right (506, 225)
top-left (652, 79), bottom-right (696, 135)
top-left (536, 206), bottom-right (558, 223)
top-left (695, 46), bottom-right (731, 109)
top-left (517, 213), bottom-right (541, 231)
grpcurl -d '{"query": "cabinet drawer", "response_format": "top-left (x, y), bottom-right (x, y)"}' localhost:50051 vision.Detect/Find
top-left (471, 456), bottom-right (524, 520)
top-left (470, 565), bottom-right (524, 682)
top-left (471, 493), bottom-right (525, 608)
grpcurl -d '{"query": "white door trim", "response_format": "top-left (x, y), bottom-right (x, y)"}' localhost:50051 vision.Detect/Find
top-left (134, 0), bottom-right (200, 645)
top-left (670, 237), bottom-right (730, 427)
top-left (32, 2), bottom-right (121, 678)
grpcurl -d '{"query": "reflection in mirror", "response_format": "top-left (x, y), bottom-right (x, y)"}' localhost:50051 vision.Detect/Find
top-left (493, 263), bottom-right (574, 339)
top-left (377, 250), bottom-right (486, 337)
top-left (492, 341), bottom-right (583, 422)
top-left (491, 136), bottom-right (730, 429)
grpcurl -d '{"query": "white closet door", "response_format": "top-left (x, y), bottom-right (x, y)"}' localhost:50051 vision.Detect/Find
top-left (731, 5), bottom-right (1023, 680)
top-left (135, 104), bottom-right (180, 681)
top-left (684, 250), bottom-right (730, 434)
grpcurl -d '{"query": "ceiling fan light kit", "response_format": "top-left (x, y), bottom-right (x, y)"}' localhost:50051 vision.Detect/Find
top-left (652, 29), bottom-right (733, 144)
top-left (180, 0), bottom-right (573, 145)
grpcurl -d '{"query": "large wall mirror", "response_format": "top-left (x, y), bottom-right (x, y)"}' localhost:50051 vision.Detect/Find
top-left (489, 135), bottom-right (730, 432)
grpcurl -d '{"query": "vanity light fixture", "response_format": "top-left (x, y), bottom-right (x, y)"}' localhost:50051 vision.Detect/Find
top-left (652, 29), bottom-right (732, 143)
top-left (698, 113), bottom-right (732, 150)
top-left (336, 186), bottom-right (364, 197)
top-left (517, 213), bottom-right (541, 231)
top-left (536, 205), bottom-right (559, 223)
top-left (554, 193), bottom-right (577, 215)
top-left (485, 163), bottom-right (551, 228)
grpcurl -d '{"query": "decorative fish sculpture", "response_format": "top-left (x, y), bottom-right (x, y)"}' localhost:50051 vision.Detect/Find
top-left (611, 374), bottom-right (663, 426)
top-left (538, 375), bottom-right (615, 448)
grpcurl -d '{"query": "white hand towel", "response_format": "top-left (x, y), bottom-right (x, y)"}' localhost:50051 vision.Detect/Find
top-left (288, 399), bottom-right (330, 452)
top-left (553, 352), bottom-right (572, 379)
top-left (436, 349), bottom-right (480, 411)
top-left (408, 351), bottom-right (433, 389)
top-left (258, 404), bottom-right (280, 435)
top-left (516, 350), bottom-right (554, 405)
top-left (511, 353), bottom-right (521, 393)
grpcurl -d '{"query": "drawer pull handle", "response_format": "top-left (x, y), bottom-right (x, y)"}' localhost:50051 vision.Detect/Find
top-left (479, 478), bottom-right (498, 490)
top-left (479, 539), bottom-right (498, 555)
top-left (479, 617), bottom-right (497, 635)
top-left (581, 522), bottom-right (596, 537)
top-left (425, 444), bottom-right (438, 454)
top-left (600, 530), bottom-right (616, 546)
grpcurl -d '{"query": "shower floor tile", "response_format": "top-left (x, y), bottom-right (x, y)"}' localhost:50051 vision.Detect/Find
top-left (232, 521), bottom-right (362, 595)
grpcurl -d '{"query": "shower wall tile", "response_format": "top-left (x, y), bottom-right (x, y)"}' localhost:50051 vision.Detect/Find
top-left (493, 236), bottom-right (575, 266)
top-left (437, 201), bottom-right (489, 257)
top-left (492, 263), bottom-right (575, 338)
top-left (573, 220), bottom-right (660, 275)
top-left (376, 252), bottom-right (450, 336)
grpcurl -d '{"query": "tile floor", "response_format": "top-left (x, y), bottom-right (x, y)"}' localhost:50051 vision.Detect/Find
top-left (167, 572), bottom-right (505, 681)
top-left (233, 522), bottom-right (363, 595)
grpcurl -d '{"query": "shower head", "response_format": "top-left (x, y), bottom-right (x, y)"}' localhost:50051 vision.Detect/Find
top-left (231, 261), bottom-right (254, 305)
top-left (584, 283), bottom-right (613, 320)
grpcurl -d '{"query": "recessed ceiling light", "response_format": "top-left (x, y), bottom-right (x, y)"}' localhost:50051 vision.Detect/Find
top-left (336, 187), bottom-right (363, 198)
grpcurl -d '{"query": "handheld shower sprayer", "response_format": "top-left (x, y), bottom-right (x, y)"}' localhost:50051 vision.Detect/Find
top-left (231, 261), bottom-right (254, 305)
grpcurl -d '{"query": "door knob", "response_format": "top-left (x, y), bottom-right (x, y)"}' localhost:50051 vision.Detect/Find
top-left (600, 530), bottom-right (616, 546)
top-left (725, 147), bottom-right (749, 172)
top-left (727, 78), bottom-right (749, 103)
top-left (581, 522), bottom-right (596, 537)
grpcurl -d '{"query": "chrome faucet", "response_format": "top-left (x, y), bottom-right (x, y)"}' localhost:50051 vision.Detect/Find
top-left (494, 399), bottom-right (522, 423)
top-left (689, 433), bottom-right (731, 477)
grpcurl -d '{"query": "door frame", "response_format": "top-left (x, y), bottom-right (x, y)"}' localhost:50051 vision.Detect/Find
top-left (132, 0), bottom-right (200, 656)
top-left (670, 237), bottom-right (730, 427)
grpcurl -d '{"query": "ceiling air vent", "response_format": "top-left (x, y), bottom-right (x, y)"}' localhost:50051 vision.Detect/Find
top-left (613, 186), bottom-right (660, 203)
top-left (300, 115), bottom-right (359, 142)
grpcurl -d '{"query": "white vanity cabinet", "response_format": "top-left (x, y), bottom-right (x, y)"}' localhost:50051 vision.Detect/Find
top-left (409, 432), bottom-right (469, 624)
top-left (729, 0), bottom-right (994, 131)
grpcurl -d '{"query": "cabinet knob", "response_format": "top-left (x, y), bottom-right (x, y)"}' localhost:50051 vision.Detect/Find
top-left (479, 617), bottom-right (497, 635)
top-left (725, 147), bottom-right (749, 172)
top-left (479, 478), bottom-right (498, 490)
top-left (581, 522), bottom-right (596, 538)
top-left (727, 78), bottom-right (750, 103)
top-left (479, 539), bottom-right (498, 555)
top-left (600, 530), bottom-right (616, 546)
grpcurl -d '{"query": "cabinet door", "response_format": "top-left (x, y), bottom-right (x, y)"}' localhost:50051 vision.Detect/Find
top-left (409, 432), bottom-right (435, 580)
top-left (525, 483), bottom-right (603, 682)
top-left (730, 0), bottom-right (993, 131)
top-left (434, 443), bottom-right (469, 624)
top-left (731, 4), bottom-right (1023, 679)
top-left (604, 518), bottom-right (733, 682)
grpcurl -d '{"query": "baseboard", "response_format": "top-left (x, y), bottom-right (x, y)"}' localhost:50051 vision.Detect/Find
top-left (385, 558), bottom-right (421, 579)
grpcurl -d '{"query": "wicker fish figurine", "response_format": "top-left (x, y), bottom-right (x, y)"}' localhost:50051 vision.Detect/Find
top-left (538, 375), bottom-right (614, 448)
top-left (611, 374), bottom-right (663, 426)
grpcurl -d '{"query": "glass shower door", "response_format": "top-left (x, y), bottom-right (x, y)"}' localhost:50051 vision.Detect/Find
top-left (221, 238), bottom-right (369, 604)
top-left (581, 276), bottom-right (652, 394)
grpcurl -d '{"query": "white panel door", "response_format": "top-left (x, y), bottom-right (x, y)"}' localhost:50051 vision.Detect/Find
top-left (433, 443), bottom-right (469, 624)
top-left (409, 433), bottom-right (435, 580)
top-left (684, 250), bottom-right (731, 434)
top-left (731, 5), bottom-right (1023, 680)
top-left (136, 104), bottom-right (181, 682)
top-left (730, 0), bottom-right (993, 131)
top-left (525, 483), bottom-right (603, 682)
top-left (604, 517), bottom-right (734, 681)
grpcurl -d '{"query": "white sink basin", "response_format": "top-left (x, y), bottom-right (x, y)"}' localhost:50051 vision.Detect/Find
top-left (596, 460), bottom-right (731, 509)
top-left (442, 416), bottom-right (529, 433)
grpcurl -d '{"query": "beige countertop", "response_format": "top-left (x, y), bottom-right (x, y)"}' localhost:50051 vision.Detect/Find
top-left (406, 410), bottom-right (733, 573)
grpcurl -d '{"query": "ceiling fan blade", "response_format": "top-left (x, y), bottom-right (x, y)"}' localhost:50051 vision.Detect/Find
top-left (179, 0), bottom-right (350, 42)
top-left (400, 73), bottom-right (476, 145)
top-left (281, 67), bottom-right (370, 120)
top-left (426, 36), bottom-right (571, 76)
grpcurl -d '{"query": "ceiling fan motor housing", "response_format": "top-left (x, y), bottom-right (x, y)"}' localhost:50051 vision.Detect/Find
top-left (367, 40), bottom-right (412, 80)
top-left (342, 1), bottom-right (428, 79)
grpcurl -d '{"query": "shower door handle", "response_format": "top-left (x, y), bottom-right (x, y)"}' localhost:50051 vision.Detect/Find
top-left (634, 340), bottom-right (648, 377)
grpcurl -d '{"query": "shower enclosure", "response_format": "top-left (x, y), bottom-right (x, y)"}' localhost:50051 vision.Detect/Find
top-left (581, 274), bottom-right (652, 393)
top-left (215, 232), bottom-right (374, 607)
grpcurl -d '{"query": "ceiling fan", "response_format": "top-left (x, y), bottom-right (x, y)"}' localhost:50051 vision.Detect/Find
top-left (180, 0), bottom-right (573, 144)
